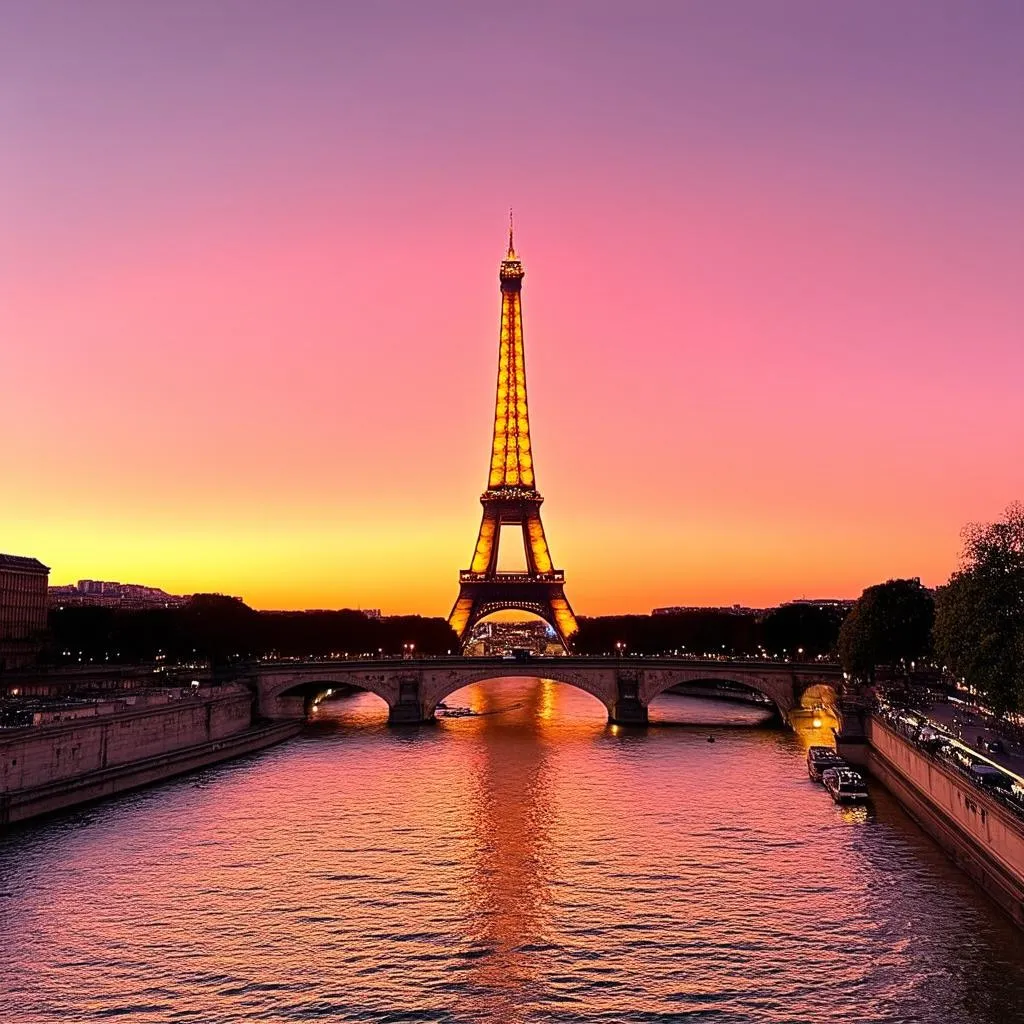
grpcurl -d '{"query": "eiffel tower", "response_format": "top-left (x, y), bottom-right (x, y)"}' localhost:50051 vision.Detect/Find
top-left (448, 217), bottom-right (578, 651)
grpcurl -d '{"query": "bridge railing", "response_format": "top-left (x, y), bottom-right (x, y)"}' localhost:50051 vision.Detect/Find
top-left (247, 654), bottom-right (843, 674)
top-left (874, 706), bottom-right (1024, 823)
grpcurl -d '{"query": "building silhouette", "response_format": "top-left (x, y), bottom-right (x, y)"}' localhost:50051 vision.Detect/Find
top-left (0, 555), bottom-right (50, 670)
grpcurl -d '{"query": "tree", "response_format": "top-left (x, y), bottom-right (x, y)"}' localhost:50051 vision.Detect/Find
top-left (838, 578), bottom-right (934, 680)
top-left (934, 502), bottom-right (1024, 716)
top-left (760, 603), bottom-right (844, 659)
top-left (46, 601), bottom-right (461, 664)
top-left (571, 612), bottom-right (760, 656)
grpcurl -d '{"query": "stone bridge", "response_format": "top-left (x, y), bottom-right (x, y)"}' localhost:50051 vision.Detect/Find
top-left (245, 656), bottom-right (845, 726)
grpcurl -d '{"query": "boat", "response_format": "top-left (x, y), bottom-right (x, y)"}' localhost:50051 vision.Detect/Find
top-left (807, 745), bottom-right (847, 781)
top-left (821, 767), bottom-right (869, 804)
top-left (436, 705), bottom-right (475, 718)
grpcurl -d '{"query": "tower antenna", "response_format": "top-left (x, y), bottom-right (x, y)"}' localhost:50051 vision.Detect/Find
top-left (508, 207), bottom-right (515, 256)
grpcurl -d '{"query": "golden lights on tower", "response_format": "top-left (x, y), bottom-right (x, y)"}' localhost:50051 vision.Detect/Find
top-left (448, 218), bottom-right (578, 648)
top-left (489, 216), bottom-right (534, 491)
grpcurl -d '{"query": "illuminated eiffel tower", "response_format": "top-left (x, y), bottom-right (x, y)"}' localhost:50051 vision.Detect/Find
top-left (448, 217), bottom-right (578, 651)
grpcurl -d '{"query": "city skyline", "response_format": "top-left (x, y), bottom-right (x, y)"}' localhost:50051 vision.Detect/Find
top-left (3, 2), bottom-right (1022, 614)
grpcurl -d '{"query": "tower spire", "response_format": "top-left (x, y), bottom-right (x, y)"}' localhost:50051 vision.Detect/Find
top-left (507, 207), bottom-right (515, 257)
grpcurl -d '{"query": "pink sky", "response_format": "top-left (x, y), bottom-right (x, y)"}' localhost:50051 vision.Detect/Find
top-left (1, 1), bottom-right (1022, 613)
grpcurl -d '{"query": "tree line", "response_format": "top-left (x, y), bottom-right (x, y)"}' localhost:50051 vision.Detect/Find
top-left (45, 597), bottom-right (849, 669)
top-left (838, 502), bottom-right (1024, 715)
top-left (572, 602), bottom-right (846, 659)
top-left (45, 597), bottom-right (462, 664)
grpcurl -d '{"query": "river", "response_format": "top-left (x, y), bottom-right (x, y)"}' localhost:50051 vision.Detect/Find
top-left (4, 677), bottom-right (1024, 1023)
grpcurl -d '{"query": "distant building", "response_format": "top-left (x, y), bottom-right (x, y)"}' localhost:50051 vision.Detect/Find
top-left (653, 599), bottom-right (855, 618)
top-left (48, 579), bottom-right (190, 610)
top-left (781, 598), bottom-right (856, 614)
top-left (464, 619), bottom-right (558, 657)
top-left (298, 608), bottom-right (382, 618)
top-left (652, 604), bottom-right (764, 617)
top-left (0, 554), bottom-right (50, 670)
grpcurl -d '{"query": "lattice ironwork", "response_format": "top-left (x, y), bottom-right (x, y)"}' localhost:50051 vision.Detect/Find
top-left (448, 218), bottom-right (578, 650)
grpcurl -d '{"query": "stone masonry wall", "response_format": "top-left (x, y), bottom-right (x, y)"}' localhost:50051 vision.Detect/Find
top-left (868, 716), bottom-right (1024, 901)
top-left (0, 690), bottom-right (252, 795)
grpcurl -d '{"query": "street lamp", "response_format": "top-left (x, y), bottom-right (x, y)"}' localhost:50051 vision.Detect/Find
top-left (616, 642), bottom-right (626, 656)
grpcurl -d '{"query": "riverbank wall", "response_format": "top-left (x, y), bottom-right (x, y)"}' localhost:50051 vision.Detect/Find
top-left (0, 686), bottom-right (300, 826)
top-left (852, 715), bottom-right (1024, 927)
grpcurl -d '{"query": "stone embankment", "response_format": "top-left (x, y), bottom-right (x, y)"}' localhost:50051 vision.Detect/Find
top-left (0, 684), bottom-right (299, 826)
top-left (843, 714), bottom-right (1024, 927)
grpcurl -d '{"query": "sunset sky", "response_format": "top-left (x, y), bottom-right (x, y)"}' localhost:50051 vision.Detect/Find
top-left (2, 1), bottom-right (1022, 615)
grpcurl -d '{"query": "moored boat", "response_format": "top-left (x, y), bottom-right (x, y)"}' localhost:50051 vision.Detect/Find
top-left (807, 745), bottom-right (846, 781)
top-left (822, 767), bottom-right (869, 804)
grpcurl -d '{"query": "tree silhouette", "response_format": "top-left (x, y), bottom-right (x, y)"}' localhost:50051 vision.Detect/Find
top-left (935, 503), bottom-right (1024, 715)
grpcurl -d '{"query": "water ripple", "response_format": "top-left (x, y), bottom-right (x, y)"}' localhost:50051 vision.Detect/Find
top-left (3, 681), bottom-right (1024, 1023)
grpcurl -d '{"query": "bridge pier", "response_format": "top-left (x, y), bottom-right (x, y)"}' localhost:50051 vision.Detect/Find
top-left (388, 704), bottom-right (429, 725)
top-left (610, 700), bottom-right (648, 725)
top-left (388, 674), bottom-right (429, 725)
top-left (610, 670), bottom-right (648, 725)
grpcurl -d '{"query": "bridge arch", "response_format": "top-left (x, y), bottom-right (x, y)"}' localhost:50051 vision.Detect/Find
top-left (281, 679), bottom-right (392, 719)
top-left (256, 669), bottom-right (402, 720)
top-left (793, 681), bottom-right (843, 732)
top-left (647, 675), bottom-right (780, 715)
top-left (420, 664), bottom-right (616, 717)
top-left (796, 680), bottom-right (840, 705)
top-left (639, 668), bottom-right (800, 720)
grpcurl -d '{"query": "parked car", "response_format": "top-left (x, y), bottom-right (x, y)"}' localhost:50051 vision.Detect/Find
top-left (969, 764), bottom-right (1015, 792)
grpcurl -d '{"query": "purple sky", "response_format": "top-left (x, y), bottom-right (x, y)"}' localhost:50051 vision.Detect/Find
top-left (2, 1), bottom-right (1022, 612)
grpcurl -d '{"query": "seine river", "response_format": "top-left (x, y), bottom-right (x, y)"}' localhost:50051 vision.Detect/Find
top-left (4, 678), bottom-right (1024, 1024)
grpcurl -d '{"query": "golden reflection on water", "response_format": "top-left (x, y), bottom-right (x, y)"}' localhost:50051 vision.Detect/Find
top-left (789, 708), bottom-right (842, 751)
top-left (457, 680), bottom-right (556, 1017)
top-left (3, 678), bottom-right (1024, 1024)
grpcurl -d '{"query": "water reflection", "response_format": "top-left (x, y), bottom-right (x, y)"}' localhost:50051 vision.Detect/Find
top-left (459, 681), bottom-right (555, 1018)
top-left (3, 677), bottom-right (1024, 1024)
